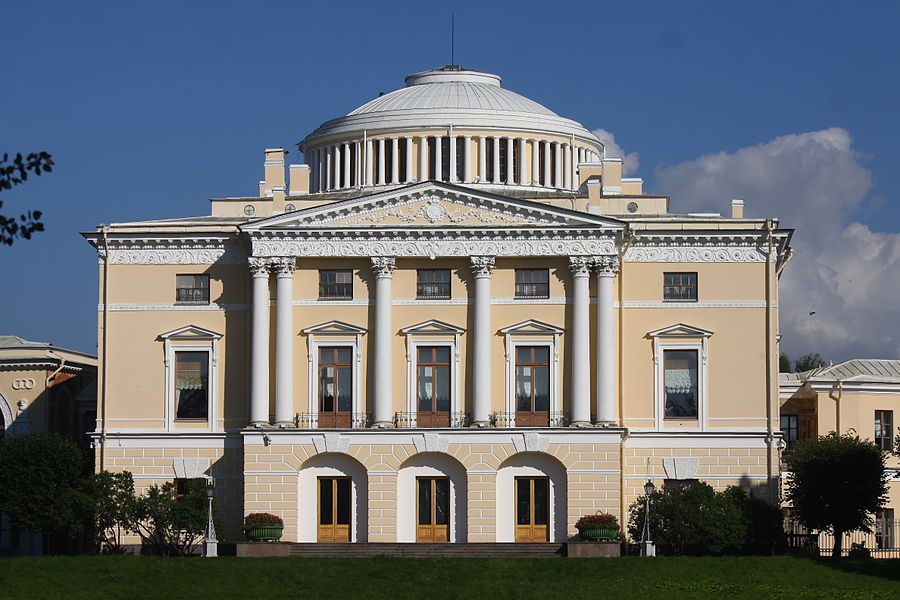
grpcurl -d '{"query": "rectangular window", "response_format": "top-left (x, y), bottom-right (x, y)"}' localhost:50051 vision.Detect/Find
top-left (176, 274), bottom-right (210, 304)
top-left (664, 349), bottom-right (698, 419)
top-left (417, 269), bottom-right (451, 299)
top-left (515, 346), bottom-right (550, 426)
top-left (663, 272), bottom-right (698, 302)
top-left (515, 269), bottom-right (550, 299)
top-left (780, 414), bottom-right (799, 450)
top-left (417, 346), bottom-right (451, 414)
top-left (875, 410), bottom-right (893, 451)
top-left (319, 347), bottom-right (353, 414)
top-left (319, 270), bottom-right (353, 300)
top-left (875, 509), bottom-right (894, 549)
top-left (174, 351), bottom-right (208, 420)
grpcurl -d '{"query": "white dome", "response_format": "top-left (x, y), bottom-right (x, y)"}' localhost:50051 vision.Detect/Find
top-left (301, 66), bottom-right (601, 149)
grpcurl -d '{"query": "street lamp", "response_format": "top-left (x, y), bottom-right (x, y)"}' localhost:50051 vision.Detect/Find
top-left (204, 478), bottom-right (218, 558)
top-left (640, 479), bottom-right (656, 557)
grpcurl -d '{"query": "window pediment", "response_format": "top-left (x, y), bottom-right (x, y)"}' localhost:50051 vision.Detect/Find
top-left (500, 320), bottom-right (564, 336)
top-left (646, 323), bottom-right (713, 339)
top-left (157, 325), bottom-right (222, 341)
top-left (302, 321), bottom-right (367, 336)
top-left (401, 320), bottom-right (465, 336)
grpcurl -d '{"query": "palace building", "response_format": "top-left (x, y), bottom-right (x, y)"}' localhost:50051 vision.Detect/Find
top-left (84, 65), bottom-right (793, 544)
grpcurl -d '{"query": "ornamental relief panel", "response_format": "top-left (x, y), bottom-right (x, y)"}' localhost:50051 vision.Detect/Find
top-left (335, 197), bottom-right (546, 227)
top-left (101, 244), bottom-right (246, 265)
top-left (624, 245), bottom-right (767, 263)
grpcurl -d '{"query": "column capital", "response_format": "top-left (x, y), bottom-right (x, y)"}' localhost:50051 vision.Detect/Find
top-left (271, 256), bottom-right (296, 277)
top-left (569, 256), bottom-right (593, 277)
top-left (249, 257), bottom-right (271, 277)
top-left (593, 256), bottom-right (621, 277)
top-left (371, 256), bottom-right (396, 278)
top-left (470, 256), bottom-right (496, 278)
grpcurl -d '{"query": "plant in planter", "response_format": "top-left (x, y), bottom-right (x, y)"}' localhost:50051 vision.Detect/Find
top-left (243, 512), bottom-right (284, 542)
top-left (575, 512), bottom-right (619, 541)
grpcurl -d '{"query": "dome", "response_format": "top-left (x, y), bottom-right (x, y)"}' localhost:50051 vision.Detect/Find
top-left (301, 66), bottom-right (601, 148)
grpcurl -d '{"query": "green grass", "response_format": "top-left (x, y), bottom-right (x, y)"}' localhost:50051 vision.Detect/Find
top-left (1, 555), bottom-right (898, 599)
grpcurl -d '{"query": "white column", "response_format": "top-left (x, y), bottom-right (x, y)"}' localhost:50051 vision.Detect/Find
top-left (595, 256), bottom-right (620, 424)
top-left (554, 142), bottom-right (562, 188)
top-left (518, 138), bottom-right (527, 185)
top-left (492, 137), bottom-right (500, 184)
top-left (463, 136), bottom-right (473, 183)
top-left (377, 138), bottom-right (385, 185)
top-left (342, 142), bottom-right (351, 188)
top-left (372, 257), bottom-right (396, 427)
top-left (355, 141), bottom-right (362, 186)
top-left (506, 137), bottom-right (515, 184)
top-left (404, 137), bottom-right (413, 182)
top-left (531, 139), bottom-right (540, 186)
top-left (564, 144), bottom-right (572, 189)
top-left (449, 134), bottom-right (457, 183)
top-left (419, 136), bottom-right (428, 180)
top-left (542, 141), bottom-right (551, 187)
top-left (274, 257), bottom-right (295, 427)
top-left (325, 147), bottom-right (333, 191)
top-left (569, 257), bottom-right (592, 426)
top-left (250, 258), bottom-right (271, 426)
top-left (434, 135), bottom-right (443, 182)
top-left (478, 136), bottom-right (486, 182)
top-left (391, 137), bottom-right (399, 184)
top-left (333, 144), bottom-right (342, 190)
top-left (470, 256), bottom-right (495, 426)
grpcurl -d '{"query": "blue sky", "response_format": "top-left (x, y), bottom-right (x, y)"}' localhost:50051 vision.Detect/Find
top-left (2, 1), bottom-right (898, 360)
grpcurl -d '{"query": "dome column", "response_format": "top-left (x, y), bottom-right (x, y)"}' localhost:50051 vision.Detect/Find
top-left (377, 138), bottom-right (386, 185)
top-left (342, 142), bottom-right (351, 189)
top-left (449, 133), bottom-right (457, 182)
top-left (391, 137), bottom-right (399, 184)
top-left (542, 141), bottom-right (551, 187)
top-left (463, 136), bottom-right (473, 183)
top-left (419, 135), bottom-right (428, 180)
top-left (435, 135), bottom-right (443, 182)
top-left (325, 146), bottom-right (333, 191)
top-left (478, 136), bottom-right (487, 183)
top-left (333, 144), bottom-right (341, 190)
top-left (554, 142), bottom-right (562, 188)
top-left (404, 137), bottom-right (413, 183)
top-left (492, 136), bottom-right (500, 184)
top-left (506, 137), bottom-right (515, 185)
top-left (531, 140), bottom-right (540, 186)
top-left (564, 143), bottom-right (572, 189)
top-left (518, 138), bottom-right (527, 186)
top-left (365, 138), bottom-right (373, 186)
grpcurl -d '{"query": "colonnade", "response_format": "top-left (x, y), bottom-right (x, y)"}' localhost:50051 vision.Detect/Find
top-left (247, 254), bottom-right (619, 429)
top-left (306, 135), bottom-right (603, 193)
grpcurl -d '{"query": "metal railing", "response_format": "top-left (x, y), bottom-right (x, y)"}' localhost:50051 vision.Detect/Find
top-left (786, 519), bottom-right (899, 558)
top-left (394, 412), bottom-right (471, 428)
top-left (293, 413), bottom-right (371, 429)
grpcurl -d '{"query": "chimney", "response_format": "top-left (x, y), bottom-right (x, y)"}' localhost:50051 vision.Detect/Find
top-left (262, 148), bottom-right (287, 197)
top-left (289, 164), bottom-right (310, 196)
top-left (731, 199), bottom-right (744, 219)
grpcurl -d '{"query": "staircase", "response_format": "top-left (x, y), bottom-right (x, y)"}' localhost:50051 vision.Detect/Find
top-left (289, 542), bottom-right (566, 557)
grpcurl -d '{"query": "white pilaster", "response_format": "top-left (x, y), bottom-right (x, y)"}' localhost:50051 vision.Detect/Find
top-left (470, 256), bottom-right (495, 426)
top-left (569, 257), bottom-right (592, 426)
top-left (478, 136), bottom-right (486, 182)
top-left (333, 144), bottom-right (342, 190)
top-left (372, 257), bottom-right (396, 427)
top-left (404, 137), bottom-right (413, 182)
top-left (391, 137), bottom-right (399, 184)
top-left (419, 136), bottom-right (428, 180)
top-left (434, 135), bottom-right (443, 182)
top-left (377, 138), bottom-right (386, 185)
top-left (274, 258), bottom-right (296, 427)
top-left (492, 137), bottom-right (500, 184)
top-left (463, 136), bottom-right (473, 183)
top-left (449, 134), bottom-right (457, 183)
top-left (250, 258), bottom-right (271, 426)
top-left (595, 256), bottom-right (620, 424)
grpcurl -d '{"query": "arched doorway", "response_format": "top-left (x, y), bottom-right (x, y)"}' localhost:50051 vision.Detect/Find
top-left (298, 452), bottom-right (368, 542)
top-left (398, 452), bottom-right (467, 542)
top-left (497, 452), bottom-right (567, 542)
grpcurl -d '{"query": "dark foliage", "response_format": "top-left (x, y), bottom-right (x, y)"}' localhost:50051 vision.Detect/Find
top-left (794, 352), bottom-right (827, 373)
top-left (0, 151), bottom-right (53, 245)
top-left (129, 479), bottom-right (210, 556)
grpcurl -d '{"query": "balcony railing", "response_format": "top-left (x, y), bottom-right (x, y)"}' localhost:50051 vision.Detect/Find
top-left (294, 412), bottom-right (371, 429)
top-left (490, 412), bottom-right (569, 427)
top-left (291, 411), bottom-right (569, 429)
top-left (394, 412), bottom-right (471, 428)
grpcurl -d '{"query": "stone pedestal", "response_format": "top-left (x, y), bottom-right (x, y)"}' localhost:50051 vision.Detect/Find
top-left (566, 542), bottom-right (622, 558)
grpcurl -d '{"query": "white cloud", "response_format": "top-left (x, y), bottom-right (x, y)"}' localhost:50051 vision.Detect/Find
top-left (655, 128), bottom-right (899, 361)
top-left (591, 128), bottom-right (640, 176)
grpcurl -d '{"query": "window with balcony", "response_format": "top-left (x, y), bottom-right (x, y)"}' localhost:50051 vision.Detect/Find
top-left (663, 272), bottom-right (698, 302)
top-left (176, 274), bottom-right (210, 304)
top-left (417, 346), bottom-right (451, 427)
top-left (319, 270), bottom-right (353, 300)
top-left (319, 346), bottom-right (353, 428)
top-left (875, 410), bottom-right (894, 451)
top-left (515, 269), bottom-right (549, 299)
top-left (515, 346), bottom-right (550, 426)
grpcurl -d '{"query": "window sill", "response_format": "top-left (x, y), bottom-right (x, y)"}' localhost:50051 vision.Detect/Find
top-left (174, 418), bottom-right (209, 422)
top-left (417, 296), bottom-right (451, 301)
top-left (174, 301), bottom-right (211, 306)
top-left (318, 297), bottom-right (353, 301)
top-left (662, 299), bottom-right (698, 303)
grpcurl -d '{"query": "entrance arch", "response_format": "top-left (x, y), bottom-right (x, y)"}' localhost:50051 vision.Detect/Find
top-left (397, 452), bottom-right (467, 542)
top-left (496, 452), bottom-right (567, 542)
top-left (298, 452), bottom-right (368, 542)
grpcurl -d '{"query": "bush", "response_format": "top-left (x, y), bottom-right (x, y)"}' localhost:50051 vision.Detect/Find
top-left (130, 479), bottom-right (210, 556)
top-left (86, 471), bottom-right (137, 553)
top-left (243, 512), bottom-right (284, 528)
top-left (723, 486), bottom-right (786, 555)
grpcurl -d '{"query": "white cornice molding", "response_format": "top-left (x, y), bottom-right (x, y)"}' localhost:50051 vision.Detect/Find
top-left (625, 243), bottom-right (766, 263)
top-left (97, 239), bottom-right (247, 265)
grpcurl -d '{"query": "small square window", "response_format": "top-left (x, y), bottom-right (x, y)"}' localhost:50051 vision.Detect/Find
top-left (515, 269), bottom-right (549, 299)
top-left (663, 272), bottom-right (697, 302)
top-left (417, 269), bottom-right (451, 299)
top-left (319, 270), bottom-right (353, 300)
top-left (176, 274), bottom-right (210, 304)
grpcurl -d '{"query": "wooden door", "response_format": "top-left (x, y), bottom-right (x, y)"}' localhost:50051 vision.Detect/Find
top-left (416, 477), bottom-right (450, 542)
top-left (515, 477), bottom-right (549, 542)
top-left (317, 477), bottom-right (351, 542)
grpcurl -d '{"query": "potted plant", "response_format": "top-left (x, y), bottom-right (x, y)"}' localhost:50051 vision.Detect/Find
top-left (575, 512), bottom-right (619, 541)
top-left (243, 512), bottom-right (284, 541)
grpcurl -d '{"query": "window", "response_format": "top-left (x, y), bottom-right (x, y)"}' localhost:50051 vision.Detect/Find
top-left (174, 351), bottom-right (208, 420)
top-left (663, 272), bottom-right (697, 302)
top-left (781, 414), bottom-right (799, 451)
top-left (875, 410), bottom-right (893, 451)
top-left (417, 269), bottom-right (451, 299)
top-left (417, 346), bottom-right (450, 426)
top-left (319, 346), bottom-right (352, 428)
top-left (875, 509), bottom-right (894, 549)
top-left (664, 349), bottom-right (698, 419)
top-left (515, 269), bottom-right (549, 298)
top-left (319, 270), bottom-right (353, 299)
top-left (176, 274), bottom-right (210, 304)
top-left (515, 346), bottom-right (550, 426)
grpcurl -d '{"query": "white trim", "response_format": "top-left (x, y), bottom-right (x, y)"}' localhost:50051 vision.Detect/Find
top-left (504, 333), bottom-right (560, 427)
top-left (100, 303), bottom-right (247, 312)
top-left (652, 340), bottom-right (708, 432)
top-left (620, 301), bottom-right (773, 309)
top-left (625, 432), bottom-right (769, 449)
top-left (305, 326), bottom-right (364, 427)
top-left (164, 344), bottom-right (217, 433)
top-left (0, 392), bottom-right (12, 432)
top-left (238, 429), bottom-right (624, 446)
top-left (90, 433), bottom-right (235, 449)
top-left (404, 338), bottom-right (460, 427)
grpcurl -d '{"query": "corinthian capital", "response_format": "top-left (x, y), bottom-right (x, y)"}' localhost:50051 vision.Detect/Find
top-left (569, 256), bottom-right (593, 277)
top-left (270, 257), bottom-right (296, 277)
top-left (469, 256), bottom-right (496, 278)
top-left (593, 256), bottom-right (620, 277)
top-left (371, 256), bottom-right (396, 278)
top-left (248, 257), bottom-right (271, 277)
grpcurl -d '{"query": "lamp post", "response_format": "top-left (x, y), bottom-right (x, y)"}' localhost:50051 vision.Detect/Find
top-left (204, 478), bottom-right (218, 558)
top-left (640, 479), bottom-right (656, 557)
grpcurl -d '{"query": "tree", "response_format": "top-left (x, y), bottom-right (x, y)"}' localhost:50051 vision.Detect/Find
top-left (794, 352), bottom-right (827, 373)
top-left (784, 432), bottom-right (888, 557)
top-left (779, 353), bottom-right (792, 373)
top-left (87, 471), bottom-right (138, 554)
top-left (0, 432), bottom-right (88, 537)
top-left (0, 151), bottom-right (53, 245)
top-left (129, 479), bottom-right (210, 556)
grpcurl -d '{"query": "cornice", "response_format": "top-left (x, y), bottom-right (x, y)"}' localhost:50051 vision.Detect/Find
top-left (92, 237), bottom-right (247, 265)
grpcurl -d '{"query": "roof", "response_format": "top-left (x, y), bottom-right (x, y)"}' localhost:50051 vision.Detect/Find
top-left (780, 359), bottom-right (900, 384)
top-left (0, 335), bottom-right (97, 365)
top-left (0, 335), bottom-right (50, 349)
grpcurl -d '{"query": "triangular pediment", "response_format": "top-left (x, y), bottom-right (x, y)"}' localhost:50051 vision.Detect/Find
top-left (302, 320), bottom-right (367, 335)
top-left (500, 319), bottom-right (565, 335)
top-left (242, 181), bottom-right (623, 231)
top-left (646, 323), bottom-right (714, 338)
top-left (157, 325), bottom-right (222, 340)
top-left (401, 319), bottom-right (465, 335)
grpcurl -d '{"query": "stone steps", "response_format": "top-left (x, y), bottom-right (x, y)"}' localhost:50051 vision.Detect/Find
top-left (288, 542), bottom-right (567, 557)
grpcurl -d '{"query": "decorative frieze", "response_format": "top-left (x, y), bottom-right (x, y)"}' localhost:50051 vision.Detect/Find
top-left (100, 243), bottom-right (246, 265)
top-left (625, 245), bottom-right (766, 263)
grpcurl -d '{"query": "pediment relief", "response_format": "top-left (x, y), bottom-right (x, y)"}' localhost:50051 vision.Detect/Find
top-left (333, 195), bottom-right (545, 227)
top-left (500, 320), bottom-right (565, 335)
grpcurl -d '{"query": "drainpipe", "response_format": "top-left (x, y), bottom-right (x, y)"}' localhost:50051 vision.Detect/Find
top-left (765, 220), bottom-right (775, 503)
top-left (617, 227), bottom-right (636, 531)
top-left (99, 224), bottom-right (110, 472)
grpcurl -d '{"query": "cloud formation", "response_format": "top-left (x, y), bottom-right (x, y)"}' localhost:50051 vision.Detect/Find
top-left (654, 128), bottom-right (899, 361)
top-left (591, 128), bottom-right (640, 176)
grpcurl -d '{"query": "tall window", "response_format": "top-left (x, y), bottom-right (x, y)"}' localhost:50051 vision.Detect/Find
top-left (664, 349), bottom-right (698, 419)
top-left (417, 269), bottom-right (451, 299)
top-left (176, 274), bottom-right (210, 304)
top-left (174, 351), bottom-right (208, 420)
top-left (663, 272), bottom-right (698, 302)
top-left (319, 270), bottom-right (353, 300)
top-left (515, 269), bottom-right (549, 298)
top-left (875, 509), bottom-right (895, 549)
top-left (516, 346), bottom-right (550, 426)
top-left (875, 410), bottom-right (893, 451)
top-left (780, 414), bottom-right (799, 450)
top-left (417, 346), bottom-right (450, 416)
top-left (319, 347), bottom-right (352, 415)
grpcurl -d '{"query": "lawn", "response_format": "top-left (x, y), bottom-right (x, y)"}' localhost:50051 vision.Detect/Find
top-left (1, 555), bottom-right (898, 599)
